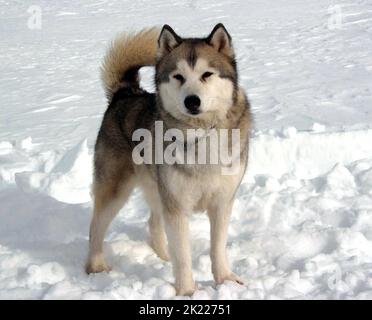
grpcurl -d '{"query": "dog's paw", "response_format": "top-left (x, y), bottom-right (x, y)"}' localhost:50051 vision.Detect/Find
top-left (156, 250), bottom-right (171, 262)
top-left (176, 283), bottom-right (197, 297)
top-left (214, 272), bottom-right (244, 286)
top-left (85, 259), bottom-right (112, 274)
top-left (150, 240), bottom-right (170, 262)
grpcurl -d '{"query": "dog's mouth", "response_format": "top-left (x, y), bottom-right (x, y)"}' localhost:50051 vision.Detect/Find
top-left (179, 105), bottom-right (203, 117)
top-left (187, 109), bottom-right (201, 116)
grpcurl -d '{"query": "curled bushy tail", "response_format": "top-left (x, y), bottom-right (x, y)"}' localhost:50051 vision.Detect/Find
top-left (101, 28), bottom-right (160, 101)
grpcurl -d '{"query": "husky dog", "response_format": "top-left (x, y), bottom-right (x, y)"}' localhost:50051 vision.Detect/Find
top-left (86, 24), bottom-right (252, 296)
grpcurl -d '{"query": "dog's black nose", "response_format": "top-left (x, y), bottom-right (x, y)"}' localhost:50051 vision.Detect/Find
top-left (184, 95), bottom-right (201, 115)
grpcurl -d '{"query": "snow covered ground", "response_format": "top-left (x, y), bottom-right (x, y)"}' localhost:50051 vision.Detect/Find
top-left (1, 0), bottom-right (372, 299)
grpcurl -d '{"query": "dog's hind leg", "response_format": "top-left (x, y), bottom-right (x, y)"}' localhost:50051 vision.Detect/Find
top-left (148, 210), bottom-right (170, 261)
top-left (86, 170), bottom-right (135, 274)
top-left (142, 182), bottom-right (170, 261)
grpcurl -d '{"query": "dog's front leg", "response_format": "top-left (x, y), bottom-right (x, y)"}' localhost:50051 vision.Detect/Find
top-left (208, 201), bottom-right (244, 286)
top-left (163, 211), bottom-right (195, 296)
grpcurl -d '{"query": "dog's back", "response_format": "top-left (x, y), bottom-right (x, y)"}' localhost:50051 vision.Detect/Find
top-left (94, 29), bottom-right (160, 183)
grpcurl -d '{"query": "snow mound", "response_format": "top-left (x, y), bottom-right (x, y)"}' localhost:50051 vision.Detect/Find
top-left (15, 139), bottom-right (93, 204)
top-left (248, 129), bottom-right (372, 179)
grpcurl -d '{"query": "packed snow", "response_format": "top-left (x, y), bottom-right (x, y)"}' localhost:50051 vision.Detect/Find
top-left (1, 0), bottom-right (372, 299)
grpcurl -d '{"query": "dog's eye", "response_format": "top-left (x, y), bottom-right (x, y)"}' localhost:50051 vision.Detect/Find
top-left (173, 74), bottom-right (185, 83)
top-left (201, 72), bottom-right (213, 80)
top-left (202, 72), bottom-right (213, 78)
top-left (202, 71), bottom-right (213, 81)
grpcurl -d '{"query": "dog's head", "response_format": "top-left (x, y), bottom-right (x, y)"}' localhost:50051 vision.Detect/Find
top-left (155, 24), bottom-right (238, 123)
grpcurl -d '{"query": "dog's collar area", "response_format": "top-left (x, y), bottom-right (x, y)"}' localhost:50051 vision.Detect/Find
top-left (159, 108), bottom-right (221, 148)
top-left (182, 124), bottom-right (217, 149)
top-left (161, 109), bottom-right (218, 131)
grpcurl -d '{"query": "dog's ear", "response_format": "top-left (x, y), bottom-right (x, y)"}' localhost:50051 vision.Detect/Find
top-left (157, 25), bottom-right (182, 58)
top-left (206, 23), bottom-right (234, 58)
